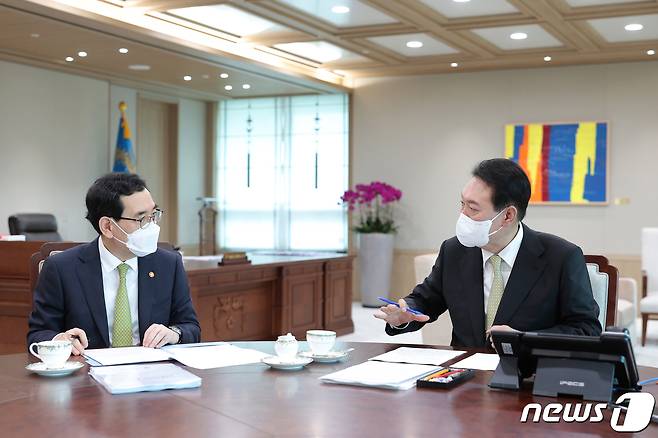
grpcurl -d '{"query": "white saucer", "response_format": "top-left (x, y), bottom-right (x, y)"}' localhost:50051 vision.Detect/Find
top-left (261, 355), bottom-right (313, 370)
top-left (299, 350), bottom-right (350, 363)
top-left (26, 361), bottom-right (84, 377)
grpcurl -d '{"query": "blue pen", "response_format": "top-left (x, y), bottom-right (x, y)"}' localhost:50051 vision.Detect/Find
top-left (377, 297), bottom-right (426, 316)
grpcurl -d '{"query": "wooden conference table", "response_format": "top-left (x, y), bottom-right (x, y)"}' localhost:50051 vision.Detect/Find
top-left (1, 342), bottom-right (656, 437)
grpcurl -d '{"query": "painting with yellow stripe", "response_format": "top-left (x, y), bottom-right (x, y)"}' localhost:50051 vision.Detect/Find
top-left (505, 122), bottom-right (608, 204)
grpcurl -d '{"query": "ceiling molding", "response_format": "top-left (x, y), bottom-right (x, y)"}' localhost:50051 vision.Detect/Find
top-left (509, 0), bottom-right (598, 52)
top-left (4, 0), bottom-right (658, 84)
top-left (235, 0), bottom-right (402, 64)
top-left (122, 0), bottom-right (226, 11)
top-left (363, 0), bottom-right (498, 58)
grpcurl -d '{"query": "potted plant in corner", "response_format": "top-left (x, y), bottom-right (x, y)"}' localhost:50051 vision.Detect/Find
top-left (341, 182), bottom-right (402, 307)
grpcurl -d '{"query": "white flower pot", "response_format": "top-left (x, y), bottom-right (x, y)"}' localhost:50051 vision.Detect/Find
top-left (358, 232), bottom-right (395, 307)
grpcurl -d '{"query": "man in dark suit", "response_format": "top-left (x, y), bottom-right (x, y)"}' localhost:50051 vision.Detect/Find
top-left (375, 158), bottom-right (601, 348)
top-left (28, 173), bottom-right (200, 355)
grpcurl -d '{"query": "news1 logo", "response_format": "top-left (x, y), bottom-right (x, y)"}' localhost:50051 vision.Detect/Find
top-left (520, 392), bottom-right (656, 432)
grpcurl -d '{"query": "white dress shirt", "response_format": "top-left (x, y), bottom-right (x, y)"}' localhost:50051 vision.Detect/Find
top-left (481, 223), bottom-right (524, 320)
top-left (98, 238), bottom-right (140, 345)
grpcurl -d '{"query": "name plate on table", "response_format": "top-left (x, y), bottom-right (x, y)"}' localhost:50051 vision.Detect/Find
top-left (219, 252), bottom-right (251, 266)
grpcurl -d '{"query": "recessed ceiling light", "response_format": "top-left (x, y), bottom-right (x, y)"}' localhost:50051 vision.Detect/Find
top-left (242, 84), bottom-right (251, 89)
top-left (30, 33), bottom-right (40, 38)
top-left (453, 0), bottom-right (471, 2)
top-left (544, 56), bottom-right (552, 62)
top-left (77, 51), bottom-right (87, 57)
top-left (406, 41), bottom-right (423, 48)
top-left (118, 48), bottom-right (128, 54)
top-left (65, 56), bottom-right (74, 62)
top-left (224, 85), bottom-right (233, 91)
top-left (128, 64), bottom-right (151, 71)
top-left (450, 62), bottom-right (459, 67)
top-left (183, 75), bottom-right (192, 81)
top-left (510, 32), bottom-right (528, 40)
top-left (331, 5), bottom-right (350, 14)
top-left (625, 23), bottom-right (643, 32)
top-left (648, 49), bottom-right (656, 55)
top-left (219, 73), bottom-right (229, 79)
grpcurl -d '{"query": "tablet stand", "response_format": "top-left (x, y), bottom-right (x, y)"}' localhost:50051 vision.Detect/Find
top-left (532, 356), bottom-right (617, 402)
top-left (489, 356), bottom-right (521, 390)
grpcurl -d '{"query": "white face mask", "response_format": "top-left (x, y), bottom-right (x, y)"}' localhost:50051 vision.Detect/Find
top-left (111, 220), bottom-right (160, 257)
top-left (455, 208), bottom-right (506, 248)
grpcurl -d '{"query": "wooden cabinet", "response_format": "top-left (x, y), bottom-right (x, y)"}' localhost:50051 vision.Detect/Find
top-left (324, 258), bottom-right (354, 335)
top-left (186, 255), bottom-right (354, 342)
top-left (0, 242), bottom-right (44, 354)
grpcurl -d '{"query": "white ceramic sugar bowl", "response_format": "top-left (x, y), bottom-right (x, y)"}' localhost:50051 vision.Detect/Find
top-left (274, 333), bottom-right (299, 360)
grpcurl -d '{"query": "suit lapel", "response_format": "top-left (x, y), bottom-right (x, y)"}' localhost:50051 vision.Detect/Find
top-left (137, 254), bottom-right (155, 341)
top-left (494, 224), bottom-right (547, 325)
top-left (459, 246), bottom-right (486, 346)
top-left (76, 239), bottom-right (110, 347)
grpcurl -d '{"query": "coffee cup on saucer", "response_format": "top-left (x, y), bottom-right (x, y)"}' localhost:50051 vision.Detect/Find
top-left (306, 330), bottom-right (336, 356)
top-left (29, 340), bottom-right (72, 369)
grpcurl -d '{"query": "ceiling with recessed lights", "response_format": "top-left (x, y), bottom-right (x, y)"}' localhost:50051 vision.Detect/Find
top-left (2, 0), bottom-right (658, 96)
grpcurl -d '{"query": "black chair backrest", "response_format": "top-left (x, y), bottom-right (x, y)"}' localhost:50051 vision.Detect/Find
top-left (8, 214), bottom-right (62, 241)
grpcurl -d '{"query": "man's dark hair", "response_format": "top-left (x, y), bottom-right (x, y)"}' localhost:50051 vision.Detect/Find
top-left (472, 158), bottom-right (531, 221)
top-left (85, 173), bottom-right (148, 234)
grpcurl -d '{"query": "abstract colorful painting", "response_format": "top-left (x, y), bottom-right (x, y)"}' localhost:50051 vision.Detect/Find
top-left (505, 122), bottom-right (608, 204)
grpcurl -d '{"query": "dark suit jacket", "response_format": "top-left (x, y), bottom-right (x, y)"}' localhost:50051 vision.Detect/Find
top-left (27, 239), bottom-right (201, 348)
top-left (386, 224), bottom-right (602, 347)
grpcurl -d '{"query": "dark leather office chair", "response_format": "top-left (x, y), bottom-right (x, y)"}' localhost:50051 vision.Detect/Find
top-left (584, 255), bottom-right (618, 329)
top-left (8, 214), bottom-right (62, 241)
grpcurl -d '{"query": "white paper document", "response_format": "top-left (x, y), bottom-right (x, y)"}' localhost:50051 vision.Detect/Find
top-left (451, 353), bottom-right (500, 371)
top-left (89, 363), bottom-right (201, 394)
top-left (166, 344), bottom-right (269, 369)
top-left (320, 361), bottom-right (440, 390)
top-left (368, 347), bottom-right (466, 366)
top-left (162, 341), bottom-right (227, 350)
top-left (84, 346), bottom-right (172, 366)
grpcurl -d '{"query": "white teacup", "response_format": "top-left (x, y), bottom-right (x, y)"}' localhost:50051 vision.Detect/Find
top-left (274, 333), bottom-right (299, 361)
top-left (29, 340), bottom-right (72, 369)
top-left (306, 330), bottom-right (336, 356)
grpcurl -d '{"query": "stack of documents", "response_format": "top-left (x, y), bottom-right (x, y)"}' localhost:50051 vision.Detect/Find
top-left (165, 344), bottom-right (269, 369)
top-left (89, 363), bottom-right (201, 394)
top-left (368, 347), bottom-right (466, 366)
top-left (84, 346), bottom-right (171, 366)
top-left (320, 361), bottom-right (440, 390)
top-left (84, 342), bottom-right (269, 370)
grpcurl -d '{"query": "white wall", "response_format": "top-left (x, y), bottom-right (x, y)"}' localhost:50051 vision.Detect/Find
top-left (177, 98), bottom-right (206, 250)
top-left (0, 59), bottom-right (209, 248)
top-left (0, 60), bottom-right (109, 241)
top-left (352, 61), bottom-right (658, 256)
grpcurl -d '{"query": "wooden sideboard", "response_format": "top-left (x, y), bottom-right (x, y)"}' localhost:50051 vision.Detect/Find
top-left (0, 242), bottom-right (354, 354)
top-left (184, 253), bottom-right (354, 343)
top-left (0, 242), bottom-right (44, 354)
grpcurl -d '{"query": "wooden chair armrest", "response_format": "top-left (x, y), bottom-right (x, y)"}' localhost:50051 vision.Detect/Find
top-left (642, 269), bottom-right (648, 298)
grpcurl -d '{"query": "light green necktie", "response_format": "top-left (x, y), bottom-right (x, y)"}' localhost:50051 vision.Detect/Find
top-left (486, 255), bottom-right (504, 330)
top-left (112, 263), bottom-right (133, 347)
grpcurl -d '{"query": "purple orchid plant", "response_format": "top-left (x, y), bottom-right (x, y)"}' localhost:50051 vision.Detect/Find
top-left (340, 181), bottom-right (402, 233)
